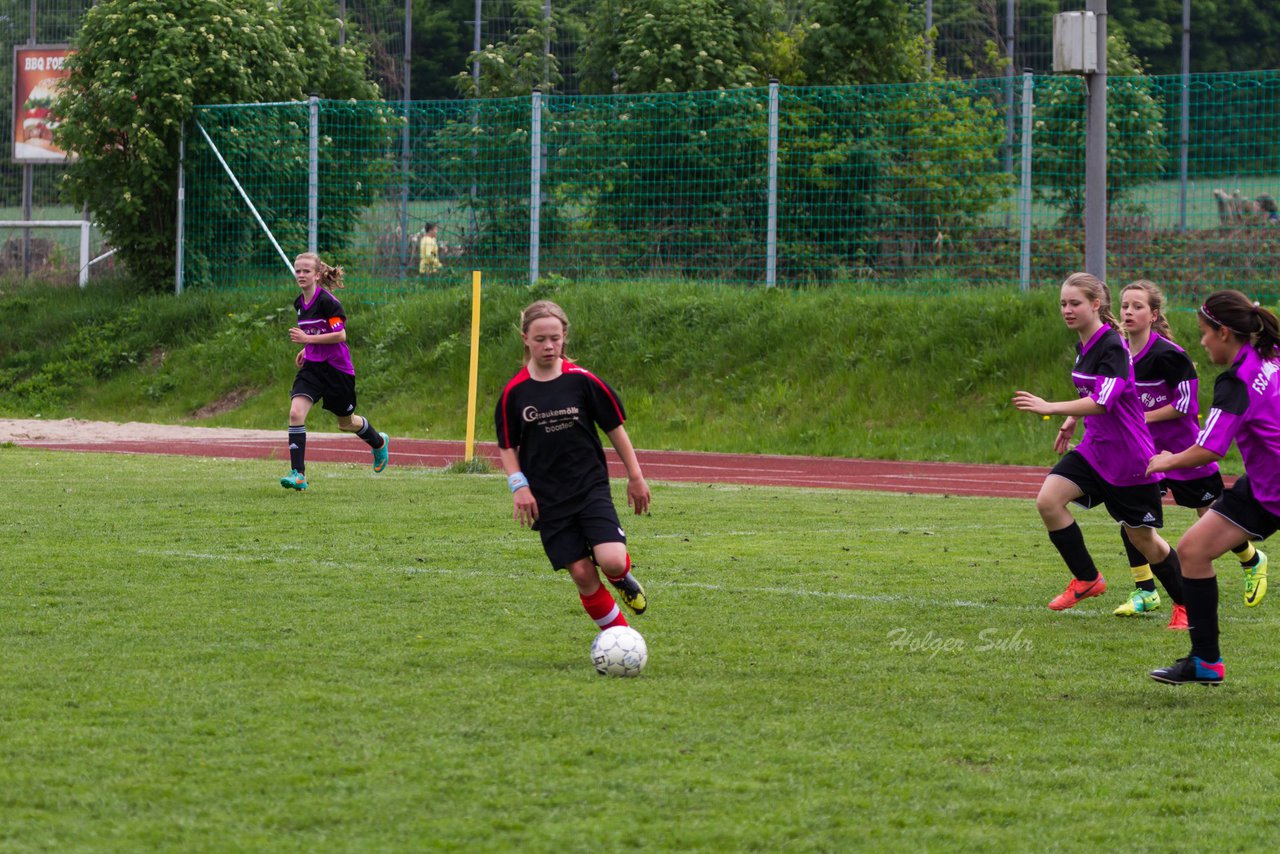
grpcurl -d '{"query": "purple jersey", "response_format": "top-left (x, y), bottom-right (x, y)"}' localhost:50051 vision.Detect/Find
top-left (293, 287), bottom-right (355, 375)
top-left (1132, 333), bottom-right (1217, 482)
top-left (1196, 343), bottom-right (1280, 515)
top-left (1071, 325), bottom-right (1158, 487)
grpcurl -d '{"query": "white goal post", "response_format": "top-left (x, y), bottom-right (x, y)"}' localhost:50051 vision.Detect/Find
top-left (0, 217), bottom-right (113, 287)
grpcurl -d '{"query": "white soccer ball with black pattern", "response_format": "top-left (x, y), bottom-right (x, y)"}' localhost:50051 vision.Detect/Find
top-left (591, 626), bottom-right (648, 677)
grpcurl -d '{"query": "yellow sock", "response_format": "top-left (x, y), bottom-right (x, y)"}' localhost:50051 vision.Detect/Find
top-left (1235, 542), bottom-right (1257, 564)
top-left (1130, 564), bottom-right (1153, 584)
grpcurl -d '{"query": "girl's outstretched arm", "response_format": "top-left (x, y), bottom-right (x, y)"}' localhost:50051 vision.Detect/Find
top-left (1012, 390), bottom-right (1106, 418)
top-left (1148, 445), bottom-right (1222, 477)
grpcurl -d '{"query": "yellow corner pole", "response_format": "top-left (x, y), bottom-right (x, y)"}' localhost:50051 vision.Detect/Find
top-left (464, 270), bottom-right (482, 462)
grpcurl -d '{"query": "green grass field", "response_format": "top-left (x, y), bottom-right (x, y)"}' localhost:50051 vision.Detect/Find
top-left (5, 447), bottom-right (1280, 851)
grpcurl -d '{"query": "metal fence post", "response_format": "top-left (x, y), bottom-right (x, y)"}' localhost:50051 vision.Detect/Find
top-left (1084, 0), bottom-right (1108, 280)
top-left (1178, 0), bottom-right (1190, 233)
top-left (766, 78), bottom-right (779, 288)
top-left (79, 204), bottom-right (90, 289)
top-left (530, 88), bottom-right (542, 285)
top-left (308, 95), bottom-right (319, 254)
top-left (175, 122), bottom-right (186, 294)
top-left (1019, 70), bottom-right (1034, 292)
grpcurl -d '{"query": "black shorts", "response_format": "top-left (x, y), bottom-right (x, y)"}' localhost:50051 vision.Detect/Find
top-left (1161, 472), bottom-right (1225, 509)
top-left (291, 361), bottom-right (357, 417)
top-left (1209, 474), bottom-right (1280, 541)
top-left (1050, 450), bottom-right (1164, 528)
top-left (537, 489), bottom-right (627, 570)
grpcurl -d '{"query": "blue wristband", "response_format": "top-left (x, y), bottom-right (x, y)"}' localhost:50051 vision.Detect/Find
top-left (508, 472), bottom-right (529, 492)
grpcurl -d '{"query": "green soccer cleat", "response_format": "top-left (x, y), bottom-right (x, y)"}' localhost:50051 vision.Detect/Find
top-left (373, 433), bottom-right (390, 473)
top-left (609, 574), bottom-right (648, 615)
top-left (280, 469), bottom-right (308, 491)
top-left (1243, 549), bottom-right (1268, 607)
top-left (1113, 588), bottom-right (1161, 616)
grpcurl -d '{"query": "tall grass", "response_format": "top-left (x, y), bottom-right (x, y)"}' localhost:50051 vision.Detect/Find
top-left (0, 276), bottom-right (1249, 468)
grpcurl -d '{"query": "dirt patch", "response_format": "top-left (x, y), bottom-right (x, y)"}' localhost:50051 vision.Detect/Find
top-left (193, 388), bottom-right (259, 419)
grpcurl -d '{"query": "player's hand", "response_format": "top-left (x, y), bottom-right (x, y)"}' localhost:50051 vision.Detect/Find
top-left (1011, 390), bottom-right (1051, 415)
top-left (1147, 451), bottom-right (1174, 477)
top-left (1053, 417), bottom-right (1078, 455)
top-left (627, 475), bottom-right (651, 515)
top-left (294, 349), bottom-right (306, 368)
top-left (288, 327), bottom-right (308, 344)
top-left (513, 486), bottom-right (538, 528)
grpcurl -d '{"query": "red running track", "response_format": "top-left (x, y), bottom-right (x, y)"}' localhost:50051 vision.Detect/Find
top-left (15, 433), bottom-right (1050, 499)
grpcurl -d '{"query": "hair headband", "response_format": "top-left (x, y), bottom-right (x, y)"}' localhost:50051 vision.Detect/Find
top-left (1200, 302), bottom-right (1255, 336)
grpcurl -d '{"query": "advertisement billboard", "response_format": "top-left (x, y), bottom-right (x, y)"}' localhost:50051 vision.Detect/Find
top-left (12, 44), bottom-right (74, 163)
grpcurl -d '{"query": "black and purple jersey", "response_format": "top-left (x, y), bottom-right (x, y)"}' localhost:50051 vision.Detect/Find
top-left (495, 360), bottom-right (627, 519)
top-left (1132, 333), bottom-right (1216, 482)
top-left (293, 287), bottom-right (354, 375)
top-left (1197, 343), bottom-right (1280, 515)
top-left (1071, 325), bottom-right (1158, 487)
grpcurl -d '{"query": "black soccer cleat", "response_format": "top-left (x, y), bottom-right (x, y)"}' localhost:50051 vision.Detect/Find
top-left (609, 574), bottom-right (647, 615)
top-left (1149, 656), bottom-right (1224, 686)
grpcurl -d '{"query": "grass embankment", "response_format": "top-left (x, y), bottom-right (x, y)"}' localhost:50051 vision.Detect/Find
top-left (0, 276), bottom-right (1242, 467)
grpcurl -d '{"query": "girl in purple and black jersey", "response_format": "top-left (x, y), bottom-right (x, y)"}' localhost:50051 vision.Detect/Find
top-left (1014, 273), bottom-right (1185, 617)
top-left (1147, 291), bottom-right (1280, 686)
top-left (495, 300), bottom-right (652, 635)
top-left (1119, 281), bottom-right (1266, 618)
top-left (279, 253), bottom-right (389, 492)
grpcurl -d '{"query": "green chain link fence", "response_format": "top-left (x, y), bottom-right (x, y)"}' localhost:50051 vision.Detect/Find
top-left (182, 70), bottom-right (1280, 301)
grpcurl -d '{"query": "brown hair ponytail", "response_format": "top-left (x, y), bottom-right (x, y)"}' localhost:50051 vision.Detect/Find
top-left (1200, 290), bottom-right (1280, 360)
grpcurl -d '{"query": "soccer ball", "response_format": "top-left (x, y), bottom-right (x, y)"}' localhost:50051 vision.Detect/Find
top-left (591, 626), bottom-right (648, 677)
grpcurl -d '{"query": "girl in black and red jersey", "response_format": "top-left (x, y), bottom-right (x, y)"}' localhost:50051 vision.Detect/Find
top-left (495, 300), bottom-right (651, 633)
top-left (280, 253), bottom-right (389, 491)
top-left (1118, 280), bottom-right (1266, 617)
top-left (1013, 272), bottom-right (1185, 617)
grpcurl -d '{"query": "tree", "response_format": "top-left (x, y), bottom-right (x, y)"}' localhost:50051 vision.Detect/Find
top-left (1031, 32), bottom-right (1169, 222)
top-left (795, 0), bottom-right (927, 86)
top-left (55, 0), bottom-right (379, 286)
top-left (410, 0), bottom-right (476, 101)
top-left (1110, 0), bottom-right (1280, 75)
top-left (453, 0), bottom-right (562, 97)
top-left (577, 0), bottom-right (779, 95)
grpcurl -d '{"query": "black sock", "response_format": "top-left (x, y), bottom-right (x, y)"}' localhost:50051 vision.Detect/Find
top-left (1150, 548), bottom-right (1184, 605)
top-left (1118, 528), bottom-right (1156, 591)
top-left (356, 417), bottom-right (384, 448)
top-left (1048, 522), bottom-right (1099, 582)
top-left (1183, 575), bottom-right (1220, 662)
top-left (288, 425), bottom-right (306, 474)
top-left (1120, 526), bottom-right (1147, 566)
